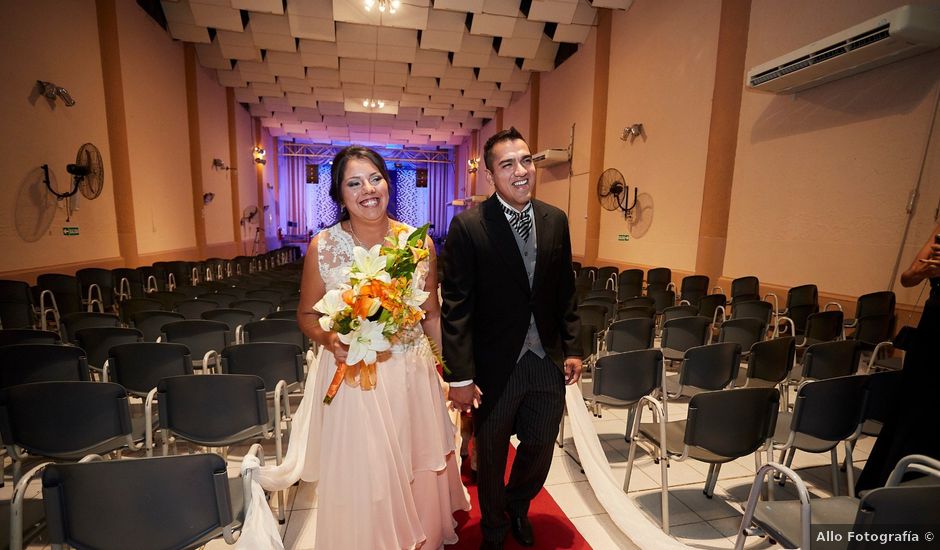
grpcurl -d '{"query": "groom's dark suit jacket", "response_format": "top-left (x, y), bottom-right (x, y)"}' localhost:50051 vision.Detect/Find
top-left (441, 194), bottom-right (582, 422)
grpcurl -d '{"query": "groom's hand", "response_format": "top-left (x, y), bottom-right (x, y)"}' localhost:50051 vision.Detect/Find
top-left (449, 384), bottom-right (482, 414)
top-left (564, 357), bottom-right (583, 385)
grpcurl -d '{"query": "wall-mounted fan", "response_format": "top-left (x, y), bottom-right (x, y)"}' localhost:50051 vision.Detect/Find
top-left (240, 205), bottom-right (260, 226)
top-left (596, 168), bottom-right (637, 218)
top-left (41, 142), bottom-right (105, 221)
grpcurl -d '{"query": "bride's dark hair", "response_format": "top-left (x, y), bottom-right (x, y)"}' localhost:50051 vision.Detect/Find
top-left (329, 145), bottom-right (394, 222)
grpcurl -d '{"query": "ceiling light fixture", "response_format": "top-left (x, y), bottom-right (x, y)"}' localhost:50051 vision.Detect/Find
top-left (364, 0), bottom-right (400, 13)
top-left (362, 98), bottom-right (385, 109)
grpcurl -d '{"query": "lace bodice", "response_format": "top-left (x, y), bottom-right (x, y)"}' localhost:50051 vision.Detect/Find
top-left (317, 222), bottom-right (431, 348)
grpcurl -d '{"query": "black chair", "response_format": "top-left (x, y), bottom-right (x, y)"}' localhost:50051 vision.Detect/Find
top-left (119, 297), bottom-right (164, 325)
top-left (631, 387), bottom-right (780, 533)
top-left (846, 290), bottom-right (895, 332)
top-left (0, 329), bottom-right (60, 346)
top-left (265, 309), bottom-right (297, 320)
top-left (716, 317), bottom-right (765, 357)
top-left (58, 311), bottom-right (121, 343)
top-left (659, 315), bottom-right (711, 362)
top-left (604, 318), bottom-right (655, 354)
top-left (0, 381), bottom-right (140, 482)
top-left (772, 374), bottom-right (868, 496)
top-left (645, 267), bottom-right (672, 294)
top-left (74, 327), bottom-right (143, 375)
top-left (201, 308), bottom-right (255, 343)
top-left (35, 274), bottom-right (84, 329)
top-left (617, 269), bottom-right (644, 301)
top-left (737, 336), bottom-right (796, 392)
top-left (156, 260), bottom-right (196, 290)
top-left (729, 276), bottom-right (760, 305)
top-left (615, 305), bottom-right (656, 321)
top-left (173, 284), bottom-right (204, 300)
top-left (799, 340), bottom-right (861, 381)
top-left (797, 309), bottom-right (844, 347)
top-left (174, 299), bottom-right (218, 320)
top-left (730, 299), bottom-right (774, 325)
top-left (278, 296), bottom-right (300, 311)
top-left (111, 268), bottom-right (145, 300)
top-left (0, 344), bottom-right (90, 389)
top-left (76, 267), bottom-right (116, 313)
top-left (137, 265), bottom-right (165, 292)
top-left (618, 296), bottom-right (654, 309)
top-left (162, 320), bottom-right (231, 372)
top-left (245, 289), bottom-right (286, 304)
top-left (583, 289), bottom-right (617, 303)
top-left (593, 266), bottom-right (618, 291)
top-left (197, 292), bottom-right (240, 308)
top-left (697, 293), bottom-right (727, 325)
top-left (230, 299), bottom-right (276, 321)
top-left (663, 342), bottom-right (742, 401)
top-left (0, 280), bottom-right (35, 329)
top-left (242, 318), bottom-right (308, 350)
top-left (149, 290), bottom-right (188, 311)
top-left (678, 275), bottom-right (709, 307)
top-left (41, 453), bottom-right (246, 550)
top-left (661, 305), bottom-right (698, 325)
top-left (131, 310), bottom-right (185, 342)
top-left (735, 454), bottom-right (940, 550)
top-left (648, 289), bottom-right (675, 318)
top-left (775, 284), bottom-right (819, 336)
top-left (574, 272), bottom-right (593, 302)
top-left (580, 297), bottom-right (616, 323)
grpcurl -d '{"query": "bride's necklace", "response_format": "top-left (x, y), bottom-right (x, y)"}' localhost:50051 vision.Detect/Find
top-left (347, 218), bottom-right (391, 248)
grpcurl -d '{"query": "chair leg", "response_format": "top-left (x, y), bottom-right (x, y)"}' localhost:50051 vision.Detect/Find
top-left (704, 463), bottom-right (721, 498)
top-left (830, 448), bottom-right (840, 496)
top-left (624, 403), bottom-right (636, 442)
top-left (844, 440), bottom-right (855, 497)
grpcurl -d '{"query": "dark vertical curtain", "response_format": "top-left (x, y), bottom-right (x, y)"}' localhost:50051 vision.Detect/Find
top-left (279, 155), bottom-right (307, 235)
top-left (427, 160), bottom-right (452, 241)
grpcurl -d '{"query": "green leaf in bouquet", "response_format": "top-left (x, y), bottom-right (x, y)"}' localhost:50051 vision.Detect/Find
top-left (407, 223), bottom-right (430, 247)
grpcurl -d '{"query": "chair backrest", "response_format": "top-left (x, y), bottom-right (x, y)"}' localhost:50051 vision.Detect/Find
top-left (230, 299), bottom-right (276, 320)
top-left (119, 298), bottom-right (164, 325)
top-left (617, 269), bottom-right (644, 300)
top-left (605, 318), bottom-right (655, 353)
top-left (685, 387), bottom-right (779, 458)
top-left (107, 342), bottom-right (194, 396)
top-left (76, 267), bottom-right (115, 309)
top-left (42, 454), bottom-right (236, 550)
top-left (615, 305), bottom-right (656, 321)
top-left (149, 291), bottom-right (188, 311)
top-left (789, 374), bottom-right (867, 443)
top-left (645, 267), bottom-right (672, 293)
top-left (678, 342), bottom-right (742, 391)
top-left (860, 370), bottom-right (902, 426)
top-left (580, 297), bottom-right (615, 322)
top-left (619, 296), bottom-right (655, 309)
top-left (265, 309), bottom-right (297, 320)
top-left (221, 342), bottom-right (305, 391)
top-left (717, 317), bottom-right (766, 351)
top-left (577, 304), bottom-right (609, 331)
top-left (596, 266), bottom-right (618, 285)
top-left (730, 276), bottom-right (760, 304)
top-left (131, 310), bottom-right (185, 342)
top-left (731, 300), bottom-right (774, 325)
top-left (174, 299), bottom-right (218, 320)
top-left (786, 284), bottom-right (819, 333)
top-left (157, 374), bottom-right (269, 446)
top-left (853, 478), bottom-right (940, 534)
top-left (593, 349), bottom-right (663, 404)
top-left (242, 318), bottom-right (308, 349)
top-left (196, 292), bottom-right (240, 308)
top-left (59, 311), bottom-right (122, 343)
top-left (201, 308), bottom-right (255, 332)
top-left (278, 296), bottom-right (300, 310)
top-left (245, 289), bottom-right (285, 304)
top-left (36, 274), bottom-right (83, 315)
top-left (111, 268), bottom-right (145, 300)
top-left (680, 275), bottom-right (709, 306)
top-left (0, 344), bottom-right (90, 388)
top-left (662, 305), bottom-right (698, 324)
top-left (801, 340), bottom-right (860, 380)
top-left (0, 381), bottom-right (132, 458)
top-left (855, 291), bottom-right (896, 320)
top-left (172, 285), bottom-right (203, 299)
top-left (0, 280), bottom-right (34, 329)
top-left (161, 320), bottom-right (231, 358)
top-left (852, 313), bottom-right (895, 347)
top-left (697, 293), bottom-right (727, 320)
top-left (0, 328), bottom-right (60, 346)
top-left (74, 327), bottom-right (144, 370)
top-left (804, 310), bottom-right (844, 343)
top-left (660, 316), bottom-right (712, 353)
top-left (584, 289), bottom-right (617, 303)
top-left (648, 289), bottom-right (675, 315)
top-left (745, 336), bottom-right (795, 385)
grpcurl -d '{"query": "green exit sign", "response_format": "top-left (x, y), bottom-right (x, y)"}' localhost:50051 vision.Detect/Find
top-left (618, 234), bottom-right (630, 241)
top-left (62, 227), bottom-right (79, 236)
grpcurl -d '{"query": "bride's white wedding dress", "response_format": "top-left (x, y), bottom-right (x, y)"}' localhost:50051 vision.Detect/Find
top-left (242, 222), bottom-right (469, 550)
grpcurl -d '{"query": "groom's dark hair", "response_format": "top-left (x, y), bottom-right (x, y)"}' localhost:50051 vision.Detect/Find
top-left (483, 126), bottom-right (526, 172)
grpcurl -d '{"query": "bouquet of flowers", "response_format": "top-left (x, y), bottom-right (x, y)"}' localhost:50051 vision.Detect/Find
top-left (314, 223), bottom-right (435, 404)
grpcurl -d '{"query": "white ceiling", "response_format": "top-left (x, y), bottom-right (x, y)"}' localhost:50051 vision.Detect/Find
top-left (160, 0), bottom-right (634, 147)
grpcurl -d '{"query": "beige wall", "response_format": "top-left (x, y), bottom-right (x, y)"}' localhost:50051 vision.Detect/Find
top-left (0, 0), bottom-right (120, 272)
top-left (235, 104), bottom-right (261, 255)
top-left (195, 64), bottom-right (234, 247)
top-left (116, 0), bottom-right (197, 259)
top-left (726, 0), bottom-right (940, 307)
top-left (599, 0), bottom-right (721, 272)
top-left (503, 87), bottom-right (533, 144)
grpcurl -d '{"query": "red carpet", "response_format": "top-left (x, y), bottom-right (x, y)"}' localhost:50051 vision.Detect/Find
top-left (447, 444), bottom-right (591, 549)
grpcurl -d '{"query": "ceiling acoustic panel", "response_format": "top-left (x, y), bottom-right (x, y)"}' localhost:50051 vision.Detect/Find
top-left (159, 0), bottom-right (629, 145)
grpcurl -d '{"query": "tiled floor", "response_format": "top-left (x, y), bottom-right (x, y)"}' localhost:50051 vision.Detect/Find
top-left (10, 383), bottom-right (876, 550)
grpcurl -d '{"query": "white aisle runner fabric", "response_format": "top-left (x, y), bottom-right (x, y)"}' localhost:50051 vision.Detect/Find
top-left (564, 384), bottom-right (689, 550)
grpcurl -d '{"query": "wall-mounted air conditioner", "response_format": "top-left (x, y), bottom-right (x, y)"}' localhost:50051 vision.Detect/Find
top-left (747, 4), bottom-right (940, 94)
top-left (532, 148), bottom-right (570, 167)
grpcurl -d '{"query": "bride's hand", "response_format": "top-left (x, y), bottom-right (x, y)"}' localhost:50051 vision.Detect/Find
top-left (328, 333), bottom-right (350, 364)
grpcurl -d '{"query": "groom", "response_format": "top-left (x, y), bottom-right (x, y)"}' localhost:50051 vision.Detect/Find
top-left (442, 127), bottom-right (582, 549)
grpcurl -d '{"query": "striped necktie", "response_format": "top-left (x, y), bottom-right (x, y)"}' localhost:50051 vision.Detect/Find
top-left (504, 203), bottom-right (533, 242)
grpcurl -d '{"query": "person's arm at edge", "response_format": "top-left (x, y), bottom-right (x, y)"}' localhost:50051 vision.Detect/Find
top-left (900, 223), bottom-right (940, 288)
top-left (557, 212), bottom-right (583, 384)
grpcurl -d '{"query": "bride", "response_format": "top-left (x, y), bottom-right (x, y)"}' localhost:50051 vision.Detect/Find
top-left (248, 145), bottom-right (469, 549)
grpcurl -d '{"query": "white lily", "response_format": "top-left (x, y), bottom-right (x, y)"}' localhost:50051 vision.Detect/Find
top-left (405, 277), bottom-right (430, 310)
top-left (338, 319), bottom-right (391, 365)
top-left (350, 245), bottom-right (391, 283)
top-left (313, 287), bottom-right (348, 331)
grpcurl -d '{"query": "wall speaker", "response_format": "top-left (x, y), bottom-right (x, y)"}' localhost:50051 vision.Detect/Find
top-left (306, 164), bottom-right (319, 184)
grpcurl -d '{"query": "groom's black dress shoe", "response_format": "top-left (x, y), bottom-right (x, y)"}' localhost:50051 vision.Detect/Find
top-left (479, 539), bottom-right (503, 550)
top-left (509, 515), bottom-right (535, 547)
